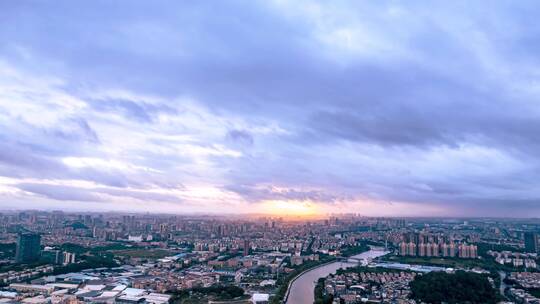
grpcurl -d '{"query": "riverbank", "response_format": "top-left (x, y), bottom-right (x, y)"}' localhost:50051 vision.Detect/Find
top-left (270, 256), bottom-right (336, 304)
top-left (282, 259), bottom-right (338, 303)
top-left (285, 248), bottom-right (389, 304)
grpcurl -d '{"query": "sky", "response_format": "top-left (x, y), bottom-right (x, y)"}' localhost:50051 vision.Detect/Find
top-left (1, 1), bottom-right (540, 217)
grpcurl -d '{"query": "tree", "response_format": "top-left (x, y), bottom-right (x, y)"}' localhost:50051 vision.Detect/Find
top-left (409, 270), bottom-right (499, 304)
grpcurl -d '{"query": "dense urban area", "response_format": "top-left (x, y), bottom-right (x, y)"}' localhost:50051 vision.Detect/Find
top-left (1, 212), bottom-right (540, 303)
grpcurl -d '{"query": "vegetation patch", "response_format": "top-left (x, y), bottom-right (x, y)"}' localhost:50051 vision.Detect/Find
top-left (383, 255), bottom-right (522, 272)
top-left (169, 286), bottom-right (247, 304)
top-left (409, 270), bottom-right (500, 304)
top-left (112, 248), bottom-right (174, 258)
top-left (0, 243), bottom-right (16, 259)
top-left (314, 277), bottom-right (333, 304)
top-left (340, 243), bottom-right (370, 257)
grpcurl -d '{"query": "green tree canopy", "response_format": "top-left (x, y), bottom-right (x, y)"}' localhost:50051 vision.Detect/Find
top-left (410, 270), bottom-right (499, 304)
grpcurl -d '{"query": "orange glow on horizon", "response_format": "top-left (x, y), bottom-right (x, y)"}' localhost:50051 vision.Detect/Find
top-left (259, 200), bottom-right (322, 217)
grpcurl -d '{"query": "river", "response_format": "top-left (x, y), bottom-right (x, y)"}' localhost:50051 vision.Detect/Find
top-left (285, 248), bottom-right (389, 304)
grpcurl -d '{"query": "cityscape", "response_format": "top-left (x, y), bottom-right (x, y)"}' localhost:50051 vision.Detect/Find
top-left (3, 1), bottom-right (540, 303)
top-left (1, 213), bottom-right (540, 303)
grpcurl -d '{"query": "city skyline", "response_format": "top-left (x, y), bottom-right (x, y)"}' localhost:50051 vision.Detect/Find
top-left (2, 1), bottom-right (540, 217)
top-left (0, 211), bottom-right (537, 303)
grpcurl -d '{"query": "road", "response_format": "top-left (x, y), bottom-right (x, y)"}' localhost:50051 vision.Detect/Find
top-left (499, 271), bottom-right (507, 297)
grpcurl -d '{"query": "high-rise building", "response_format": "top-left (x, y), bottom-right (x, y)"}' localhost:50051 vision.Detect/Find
top-left (431, 243), bottom-right (440, 257)
top-left (457, 243), bottom-right (478, 259)
top-left (15, 233), bottom-right (41, 263)
top-left (243, 239), bottom-right (250, 256)
top-left (448, 243), bottom-right (456, 257)
top-left (407, 242), bottom-right (416, 256)
top-left (469, 245), bottom-right (478, 258)
top-left (425, 243), bottom-right (433, 257)
top-left (441, 243), bottom-right (449, 257)
top-left (399, 242), bottom-right (407, 256)
top-left (63, 252), bottom-right (76, 265)
top-left (525, 232), bottom-right (538, 253)
top-left (458, 243), bottom-right (469, 258)
top-left (418, 243), bottom-right (426, 256)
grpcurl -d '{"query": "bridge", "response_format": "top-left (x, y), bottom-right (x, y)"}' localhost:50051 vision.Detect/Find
top-left (335, 256), bottom-right (371, 265)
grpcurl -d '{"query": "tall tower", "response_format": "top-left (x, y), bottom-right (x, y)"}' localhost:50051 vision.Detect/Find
top-left (525, 232), bottom-right (538, 253)
top-left (15, 233), bottom-right (41, 263)
top-left (243, 239), bottom-right (250, 256)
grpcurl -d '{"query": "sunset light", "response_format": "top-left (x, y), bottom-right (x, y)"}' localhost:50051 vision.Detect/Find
top-left (260, 200), bottom-right (322, 217)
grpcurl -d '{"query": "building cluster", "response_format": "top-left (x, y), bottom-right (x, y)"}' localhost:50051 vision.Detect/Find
top-left (2, 267), bottom-right (171, 304)
top-left (397, 233), bottom-right (478, 258)
top-left (11, 233), bottom-right (77, 267)
top-left (509, 272), bottom-right (540, 289)
top-left (0, 249), bottom-right (291, 303)
top-left (507, 272), bottom-right (540, 303)
top-left (0, 258), bottom-right (271, 303)
top-left (321, 270), bottom-right (417, 304)
top-left (525, 232), bottom-right (540, 254)
top-left (290, 254), bottom-right (319, 266)
top-left (0, 265), bottom-right (55, 286)
top-left (6, 212), bottom-right (540, 303)
top-left (487, 251), bottom-right (537, 268)
top-left (398, 241), bottom-right (478, 258)
top-left (507, 287), bottom-right (540, 304)
top-left (191, 237), bottom-right (311, 256)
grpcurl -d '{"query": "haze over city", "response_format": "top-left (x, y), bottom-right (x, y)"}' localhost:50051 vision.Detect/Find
top-left (2, 1), bottom-right (540, 217)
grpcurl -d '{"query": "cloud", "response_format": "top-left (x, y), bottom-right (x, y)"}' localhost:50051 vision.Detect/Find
top-left (17, 183), bottom-right (105, 202)
top-left (14, 180), bottom-right (183, 204)
top-left (226, 184), bottom-right (351, 203)
top-left (89, 98), bottom-right (178, 123)
top-left (1, 1), bottom-right (540, 215)
top-left (226, 129), bottom-right (254, 146)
